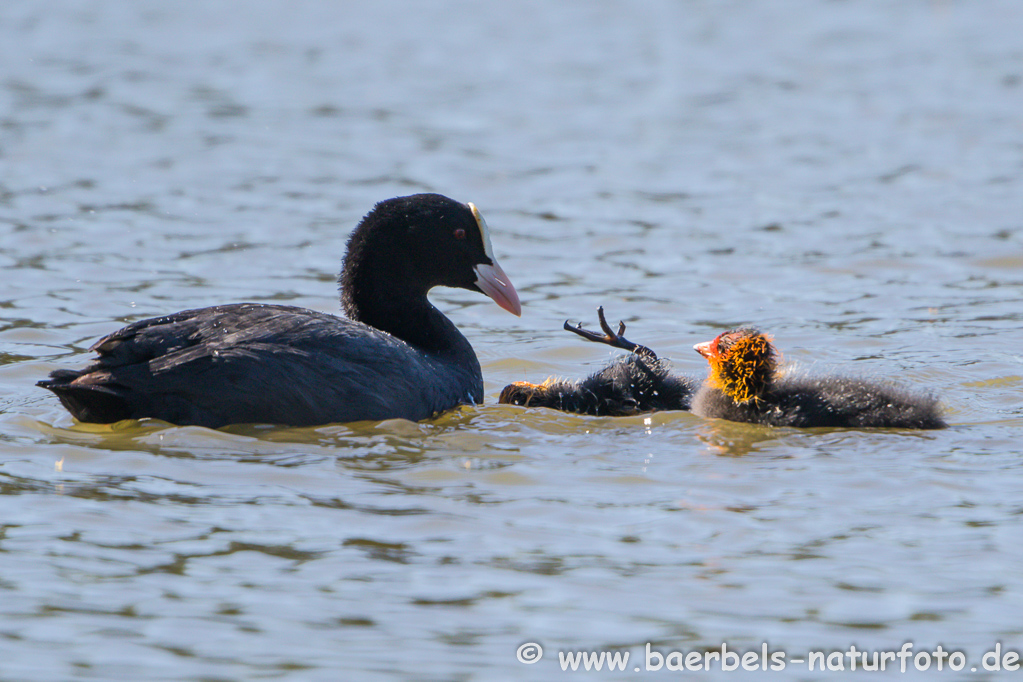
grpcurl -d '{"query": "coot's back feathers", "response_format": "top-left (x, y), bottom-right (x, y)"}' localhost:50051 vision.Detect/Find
top-left (39, 194), bottom-right (520, 428)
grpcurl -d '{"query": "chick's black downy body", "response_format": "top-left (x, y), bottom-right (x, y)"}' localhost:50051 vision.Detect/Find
top-left (499, 307), bottom-right (696, 416)
top-left (691, 372), bottom-right (946, 429)
top-left (500, 354), bottom-right (695, 416)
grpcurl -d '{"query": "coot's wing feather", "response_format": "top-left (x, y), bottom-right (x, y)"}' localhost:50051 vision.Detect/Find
top-left (89, 304), bottom-right (313, 360)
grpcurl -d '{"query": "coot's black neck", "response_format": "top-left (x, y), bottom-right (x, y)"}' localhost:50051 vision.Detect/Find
top-left (340, 247), bottom-right (472, 358)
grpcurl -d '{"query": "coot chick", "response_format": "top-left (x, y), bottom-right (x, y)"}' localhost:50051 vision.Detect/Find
top-left (499, 307), bottom-right (696, 415)
top-left (39, 194), bottom-right (521, 428)
top-left (691, 328), bottom-right (946, 429)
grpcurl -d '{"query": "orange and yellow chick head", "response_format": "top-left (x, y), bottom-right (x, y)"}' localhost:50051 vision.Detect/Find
top-left (499, 377), bottom-right (559, 407)
top-left (694, 328), bottom-right (779, 404)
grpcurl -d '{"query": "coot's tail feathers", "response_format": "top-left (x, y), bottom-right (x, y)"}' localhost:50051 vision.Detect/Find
top-left (37, 371), bottom-right (133, 424)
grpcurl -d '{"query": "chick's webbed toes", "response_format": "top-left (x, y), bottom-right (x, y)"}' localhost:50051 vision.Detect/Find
top-left (563, 306), bottom-right (657, 359)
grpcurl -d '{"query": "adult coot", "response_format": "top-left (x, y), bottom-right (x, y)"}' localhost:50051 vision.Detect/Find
top-left (39, 194), bottom-right (521, 428)
top-left (691, 328), bottom-right (946, 429)
top-left (499, 307), bottom-right (696, 415)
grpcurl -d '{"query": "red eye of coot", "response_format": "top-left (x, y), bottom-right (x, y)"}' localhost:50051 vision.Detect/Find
top-left (454, 228), bottom-right (466, 240)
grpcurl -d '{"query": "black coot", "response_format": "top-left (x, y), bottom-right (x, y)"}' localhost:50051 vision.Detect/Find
top-left (691, 328), bottom-right (946, 429)
top-left (499, 307), bottom-right (697, 415)
top-left (38, 194), bottom-right (521, 428)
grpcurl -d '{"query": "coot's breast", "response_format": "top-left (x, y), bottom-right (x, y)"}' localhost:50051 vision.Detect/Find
top-left (82, 304), bottom-right (483, 427)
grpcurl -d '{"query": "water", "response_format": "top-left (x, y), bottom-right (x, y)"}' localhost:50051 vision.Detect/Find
top-left (2, 1), bottom-right (1022, 679)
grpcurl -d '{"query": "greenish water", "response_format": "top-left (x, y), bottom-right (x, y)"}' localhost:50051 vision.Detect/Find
top-left (2, 1), bottom-right (1022, 679)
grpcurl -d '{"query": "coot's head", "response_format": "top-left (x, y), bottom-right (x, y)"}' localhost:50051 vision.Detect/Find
top-left (694, 328), bottom-right (778, 404)
top-left (341, 193), bottom-right (521, 318)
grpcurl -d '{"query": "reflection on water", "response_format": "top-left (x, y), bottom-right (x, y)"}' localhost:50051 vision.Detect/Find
top-left (2, 0), bottom-right (1023, 679)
